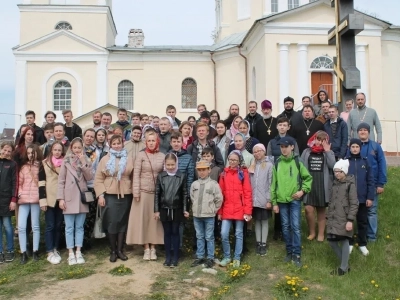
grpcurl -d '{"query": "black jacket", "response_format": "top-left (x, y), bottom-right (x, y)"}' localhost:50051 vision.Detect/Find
top-left (0, 158), bottom-right (18, 216)
top-left (187, 139), bottom-right (224, 169)
top-left (159, 131), bottom-right (172, 154)
top-left (154, 171), bottom-right (188, 212)
top-left (244, 113), bottom-right (263, 137)
top-left (64, 122), bottom-right (82, 142)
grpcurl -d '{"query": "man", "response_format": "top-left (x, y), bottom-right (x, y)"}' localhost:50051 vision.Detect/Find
top-left (192, 111), bottom-right (217, 140)
top-left (244, 101), bottom-right (262, 137)
top-left (62, 109), bottom-right (82, 142)
top-left (158, 117), bottom-right (172, 154)
top-left (16, 110), bottom-right (46, 145)
top-left (277, 96), bottom-right (301, 124)
top-left (140, 114), bottom-right (150, 127)
top-left (298, 96), bottom-right (312, 112)
top-left (92, 111), bottom-right (102, 130)
top-left (111, 108), bottom-right (132, 141)
top-left (290, 105), bottom-right (324, 154)
top-left (131, 112), bottom-right (141, 127)
top-left (101, 112), bottom-right (112, 131)
top-left (223, 104), bottom-right (240, 129)
top-left (347, 93), bottom-right (382, 143)
top-left (124, 125), bottom-right (145, 161)
top-left (253, 100), bottom-right (278, 150)
top-left (314, 89), bottom-right (331, 116)
top-left (166, 105), bottom-right (181, 130)
top-left (357, 123), bottom-right (387, 242)
top-left (340, 99), bottom-right (354, 123)
top-left (315, 101), bottom-right (331, 124)
top-left (324, 105), bottom-right (348, 160)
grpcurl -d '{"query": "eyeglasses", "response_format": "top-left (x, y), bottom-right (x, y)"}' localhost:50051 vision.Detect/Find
top-left (228, 159), bottom-right (239, 162)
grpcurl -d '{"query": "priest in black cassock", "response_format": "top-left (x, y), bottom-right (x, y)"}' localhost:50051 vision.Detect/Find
top-left (253, 99), bottom-right (278, 149)
top-left (290, 104), bottom-right (324, 154)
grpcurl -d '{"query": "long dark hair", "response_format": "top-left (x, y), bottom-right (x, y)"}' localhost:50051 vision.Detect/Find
top-left (22, 144), bottom-right (43, 166)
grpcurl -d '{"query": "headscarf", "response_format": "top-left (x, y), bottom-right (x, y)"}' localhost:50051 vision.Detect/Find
top-left (145, 133), bottom-right (160, 154)
top-left (163, 153), bottom-right (179, 176)
top-left (105, 148), bottom-right (128, 181)
top-left (141, 124), bottom-right (153, 140)
top-left (307, 131), bottom-right (329, 154)
top-left (233, 133), bottom-right (246, 151)
top-left (229, 116), bottom-right (242, 138)
top-left (240, 120), bottom-right (251, 139)
top-left (228, 150), bottom-right (245, 181)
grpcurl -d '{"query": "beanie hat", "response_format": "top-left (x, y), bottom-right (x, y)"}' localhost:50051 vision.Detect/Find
top-left (333, 159), bottom-right (349, 175)
top-left (284, 96), bottom-right (294, 104)
top-left (261, 100), bottom-right (272, 110)
top-left (357, 122), bottom-right (370, 133)
top-left (349, 138), bottom-right (362, 148)
top-left (253, 143), bottom-right (266, 153)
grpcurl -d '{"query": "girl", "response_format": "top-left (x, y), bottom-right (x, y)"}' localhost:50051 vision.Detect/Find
top-left (14, 126), bottom-right (36, 167)
top-left (0, 142), bottom-right (18, 263)
top-left (209, 110), bottom-right (220, 129)
top-left (179, 121), bottom-right (194, 150)
top-left (218, 150), bottom-right (252, 268)
top-left (228, 133), bottom-right (254, 168)
top-left (229, 120), bottom-right (259, 154)
top-left (327, 159), bottom-right (358, 276)
top-left (18, 144), bottom-right (43, 264)
top-left (126, 131), bottom-right (165, 260)
top-left (301, 131), bottom-right (335, 242)
top-left (154, 153), bottom-right (188, 267)
top-left (95, 135), bottom-right (133, 263)
top-left (39, 141), bottom-right (66, 264)
top-left (213, 120), bottom-right (231, 165)
top-left (187, 116), bottom-right (196, 127)
top-left (227, 116), bottom-right (243, 139)
top-left (248, 144), bottom-right (273, 256)
top-left (94, 128), bottom-right (109, 167)
top-left (57, 138), bottom-right (93, 265)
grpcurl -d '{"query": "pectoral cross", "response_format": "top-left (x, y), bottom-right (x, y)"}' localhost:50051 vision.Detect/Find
top-left (328, 0), bottom-right (363, 111)
top-left (267, 129), bottom-right (271, 135)
top-left (306, 130), bottom-right (310, 136)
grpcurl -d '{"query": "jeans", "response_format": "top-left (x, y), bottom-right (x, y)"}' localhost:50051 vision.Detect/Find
top-left (0, 216), bottom-right (14, 253)
top-left (18, 204), bottom-right (41, 252)
top-left (162, 221), bottom-right (180, 263)
top-left (221, 219), bottom-right (244, 261)
top-left (45, 205), bottom-right (64, 252)
top-left (193, 217), bottom-right (215, 260)
top-left (64, 213), bottom-right (86, 249)
top-left (278, 200), bottom-right (302, 256)
top-left (367, 194), bottom-right (378, 241)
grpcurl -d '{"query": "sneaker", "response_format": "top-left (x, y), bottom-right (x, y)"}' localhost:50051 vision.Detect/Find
top-left (259, 244), bottom-right (267, 256)
top-left (0, 253), bottom-right (4, 264)
top-left (205, 259), bottom-right (214, 269)
top-left (68, 254), bottom-right (77, 266)
top-left (150, 248), bottom-right (157, 261)
top-left (292, 255), bottom-right (302, 268)
top-left (284, 253), bottom-right (292, 263)
top-left (232, 260), bottom-right (240, 268)
top-left (219, 258), bottom-right (231, 267)
top-left (170, 261), bottom-right (178, 268)
top-left (143, 249), bottom-right (150, 261)
top-left (163, 260), bottom-right (171, 267)
top-left (53, 250), bottom-right (62, 263)
top-left (5, 251), bottom-right (15, 262)
top-left (75, 252), bottom-right (85, 264)
top-left (47, 253), bottom-right (60, 265)
top-left (359, 246), bottom-right (369, 256)
top-left (349, 245), bottom-right (354, 254)
top-left (255, 242), bottom-right (261, 255)
top-left (191, 258), bottom-right (204, 267)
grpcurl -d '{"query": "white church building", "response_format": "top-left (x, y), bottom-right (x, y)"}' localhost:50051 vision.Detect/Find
top-left (13, 0), bottom-right (400, 152)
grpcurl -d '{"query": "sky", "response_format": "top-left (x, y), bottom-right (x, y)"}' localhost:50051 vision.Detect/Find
top-left (0, 0), bottom-right (399, 131)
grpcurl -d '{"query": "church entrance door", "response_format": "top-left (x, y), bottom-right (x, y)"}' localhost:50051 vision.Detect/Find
top-left (311, 72), bottom-right (333, 104)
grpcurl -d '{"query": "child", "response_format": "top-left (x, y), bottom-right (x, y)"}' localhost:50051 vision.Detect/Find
top-left (154, 153), bottom-right (188, 267)
top-left (218, 150), bottom-right (252, 268)
top-left (228, 133), bottom-right (254, 168)
top-left (267, 117), bottom-right (299, 162)
top-left (41, 123), bottom-right (55, 157)
top-left (327, 159), bottom-right (358, 276)
top-left (347, 138), bottom-right (375, 256)
top-left (18, 144), bottom-right (43, 264)
top-left (0, 142), bottom-right (18, 263)
top-left (190, 160), bottom-right (223, 269)
top-left (248, 144), bottom-right (273, 256)
top-left (271, 137), bottom-right (312, 267)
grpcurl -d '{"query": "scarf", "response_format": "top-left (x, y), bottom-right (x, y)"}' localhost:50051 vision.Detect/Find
top-left (242, 120), bottom-right (251, 139)
top-left (145, 136), bottom-right (160, 154)
top-left (163, 153), bottom-right (179, 176)
top-left (106, 148), bottom-right (128, 181)
top-left (234, 133), bottom-right (246, 151)
top-left (52, 156), bottom-right (63, 167)
top-left (116, 120), bottom-right (130, 128)
top-left (229, 116), bottom-right (241, 138)
top-left (307, 131), bottom-right (328, 154)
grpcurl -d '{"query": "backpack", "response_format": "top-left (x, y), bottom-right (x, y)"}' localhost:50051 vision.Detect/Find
top-left (274, 156), bottom-right (303, 189)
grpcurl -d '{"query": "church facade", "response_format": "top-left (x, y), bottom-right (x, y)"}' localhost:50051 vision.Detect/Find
top-left (13, 0), bottom-right (400, 152)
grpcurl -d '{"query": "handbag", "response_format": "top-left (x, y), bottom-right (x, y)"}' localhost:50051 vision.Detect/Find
top-left (93, 205), bottom-right (106, 239)
top-left (68, 167), bottom-right (94, 204)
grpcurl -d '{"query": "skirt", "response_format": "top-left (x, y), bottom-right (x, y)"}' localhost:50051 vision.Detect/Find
top-left (102, 194), bottom-right (133, 234)
top-left (126, 191), bottom-right (164, 245)
top-left (252, 207), bottom-right (271, 221)
top-left (159, 207), bottom-right (185, 222)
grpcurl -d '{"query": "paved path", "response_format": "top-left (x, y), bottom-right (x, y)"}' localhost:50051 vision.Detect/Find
top-left (386, 156), bottom-right (400, 167)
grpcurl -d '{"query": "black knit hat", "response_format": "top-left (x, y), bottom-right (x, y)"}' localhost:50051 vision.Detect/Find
top-left (284, 96), bottom-right (294, 104)
top-left (357, 122), bottom-right (370, 133)
top-left (349, 138), bottom-right (362, 148)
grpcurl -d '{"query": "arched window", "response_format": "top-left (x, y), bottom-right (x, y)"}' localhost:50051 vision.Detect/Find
top-left (252, 67), bottom-right (256, 100)
top-left (181, 78), bottom-right (197, 109)
top-left (53, 80), bottom-right (71, 111)
top-left (118, 80), bottom-right (134, 110)
top-left (55, 22), bottom-right (72, 30)
top-left (310, 56), bottom-right (334, 69)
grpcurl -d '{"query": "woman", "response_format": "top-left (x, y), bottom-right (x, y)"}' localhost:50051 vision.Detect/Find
top-left (228, 133), bottom-right (254, 168)
top-left (209, 110), bottom-right (220, 129)
top-left (301, 131), bottom-right (335, 242)
top-left (39, 141), bottom-right (65, 264)
top-left (95, 135), bottom-right (133, 263)
top-left (187, 116), bottom-right (196, 127)
top-left (226, 116), bottom-right (243, 139)
top-left (213, 120), bottom-right (231, 165)
top-left (178, 121), bottom-right (193, 150)
top-left (57, 138), bottom-right (92, 265)
top-left (229, 120), bottom-right (259, 154)
top-left (42, 111), bottom-right (57, 128)
top-left (126, 131), bottom-right (165, 260)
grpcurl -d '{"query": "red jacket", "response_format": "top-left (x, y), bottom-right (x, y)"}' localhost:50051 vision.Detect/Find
top-left (218, 167), bottom-right (252, 220)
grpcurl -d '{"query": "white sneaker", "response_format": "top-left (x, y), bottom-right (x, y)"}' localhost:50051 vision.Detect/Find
top-left (53, 250), bottom-right (62, 263)
top-left (349, 246), bottom-right (353, 254)
top-left (75, 251), bottom-right (85, 264)
top-left (150, 248), bottom-right (157, 261)
top-left (359, 246), bottom-right (369, 256)
top-left (143, 249), bottom-right (150, 261)
top-left (47, 253), bottom-right (58, 265)
top-left (68, 254), bottom-right (77, 266)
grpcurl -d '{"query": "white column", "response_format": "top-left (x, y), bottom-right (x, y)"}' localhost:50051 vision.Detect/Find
top-left (297, 43), bottom-right (309, 105)
top-left (356, 43), bottom-right (369, 106)
top-left (279, 42), bottom-right (290, 113)
top-left (96, 59), bottom-right (108, 108)
top-left (14, 60), bottom-right (27, 133)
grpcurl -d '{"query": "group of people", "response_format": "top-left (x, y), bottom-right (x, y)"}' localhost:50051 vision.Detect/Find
top-left (0, 90), bottom-right (387, 276)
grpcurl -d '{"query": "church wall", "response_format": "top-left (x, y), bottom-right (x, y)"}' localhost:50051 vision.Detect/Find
top-left (246, 35), bottom-right (266, 107)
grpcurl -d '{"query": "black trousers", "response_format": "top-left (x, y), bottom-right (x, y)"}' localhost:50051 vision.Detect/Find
top-left (350, 203), bottom-right (368, 247)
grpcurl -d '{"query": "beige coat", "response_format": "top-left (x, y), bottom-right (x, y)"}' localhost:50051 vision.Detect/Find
top-left (190, 177), bottom-right (223, 218)
top-left (124, 140), bottom-right (145, 162)
top-left (57, 159), bottom-right (93, 214)
top-left (133, 151), bottom-right (165, 197)
top-left (94, 154), bottom-right (134, 198)
top-left (39, 160), bottom-right (61, 208)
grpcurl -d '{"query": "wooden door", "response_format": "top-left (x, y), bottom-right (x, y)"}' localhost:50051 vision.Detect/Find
top-left (311, 72), bottom-right (333, 104)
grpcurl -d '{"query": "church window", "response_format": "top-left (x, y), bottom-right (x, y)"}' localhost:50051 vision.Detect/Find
top-left (271, 0), bottom-right (278, 13)
top-left (237, 0), bottom-right (251, 20)
top-left (55, 22), bottom-right (72, 30)
top-left (310, 56), bottom-right (334, 69)
top-left (53, 81), bottom-right (72, 111)
top-left (118, 80), bottom-right (134, 110)
top-left (288, 0), bottom-right (299, 9)
top-left (181, 78), bottom-right (197, 109)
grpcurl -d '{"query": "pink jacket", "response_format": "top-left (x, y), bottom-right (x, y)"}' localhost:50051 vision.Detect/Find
top-left (18, 163), bottom-right (40, 205)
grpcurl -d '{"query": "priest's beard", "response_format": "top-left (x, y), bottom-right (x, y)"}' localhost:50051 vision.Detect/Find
top-left (263, 113), bottom-right (272, 119)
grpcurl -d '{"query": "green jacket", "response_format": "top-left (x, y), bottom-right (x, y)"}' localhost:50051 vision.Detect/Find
top-left (271, 154), bottom-right (312, 205)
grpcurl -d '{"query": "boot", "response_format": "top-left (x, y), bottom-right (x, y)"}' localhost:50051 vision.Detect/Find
top-left (109, 251), bottom-right (117, 263)
top-left (33, 251), bottom-right (39, 261)
top-left (117, 232), bottom-right (128, 261)
top-left (108, 234), bottom-right (118, 262)
top-left (20, 252), bottom-right (28, 265)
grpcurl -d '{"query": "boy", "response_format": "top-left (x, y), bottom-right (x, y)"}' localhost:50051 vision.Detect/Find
top-left (159, 117), bottom-right (172, 154)
top-left (190, 160), bottom-right (223, 269)
top-left (166, 105), bottom-right (181, 130)
top-left (140, 114), bottom-right (149, 127)
top-left (41, 123), bottom-right (54, 157)
top-left (271, 136), bottom-right (312, 267)
top-left (111, 108), bottom-right (132, 141)
top-left (131, 113), bottom-right (141, 127)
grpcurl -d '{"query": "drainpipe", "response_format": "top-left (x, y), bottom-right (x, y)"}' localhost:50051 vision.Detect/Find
top-left (238, 46), bottom-right (248, 116)
top-left (210, 52), bottom-right (217, 110)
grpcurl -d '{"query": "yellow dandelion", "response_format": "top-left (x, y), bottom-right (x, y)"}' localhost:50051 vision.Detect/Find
top-left (370, 280), bottom-right (375, 284)
top-left (294, 293), bottom-right (298, 297)
top-left (285, 275), bottom-right (291, 279)
top-left (360, 292), bottom-right (364, 295)
top-left (292, 288), bottom-right (296, 291)
top-left (386, 235), bottom-right (390, 239)
top-left (287, 280), bottom-right (292, 285)
top-left (375, 284), bottom-right (379, 288)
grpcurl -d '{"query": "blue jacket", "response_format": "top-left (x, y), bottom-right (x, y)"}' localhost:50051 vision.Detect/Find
top-left (360, 140), bottom-right (387, 188)
top-left (324, 117), bottom-right (348, 159)
top-left (347, 155), bottom-right (375, 203)
top-left (169, 149), bottom-right (194, 197)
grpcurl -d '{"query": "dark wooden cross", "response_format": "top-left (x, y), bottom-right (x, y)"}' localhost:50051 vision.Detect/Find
top-left (328, 0), bottom-right (364, 111)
